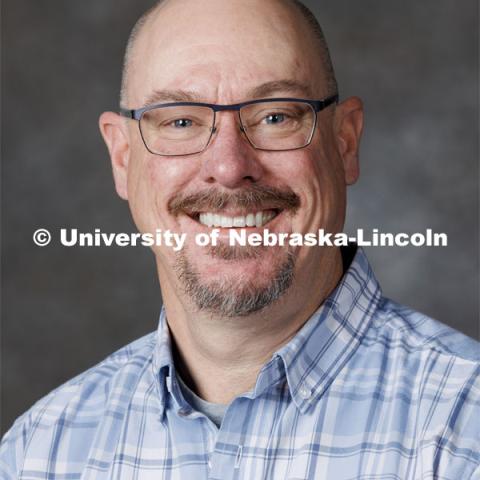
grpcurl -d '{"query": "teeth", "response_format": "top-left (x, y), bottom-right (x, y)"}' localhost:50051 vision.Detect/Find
top-left (198, 211), bottom-right (278, 228)
top-left (199, 213), bottom-right (214, 227)
top-left (221, 216), bottom-right (233, 228)
top-left (233, 216), bottom-right (246, 227)
top-left (245, 213), bottom-right (255, 227)
top-left (263, 211), bottom-right (275, 224)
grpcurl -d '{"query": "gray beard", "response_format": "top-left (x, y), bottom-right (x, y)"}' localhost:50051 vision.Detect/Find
top-left (174, 245), bottom-right (296, 317)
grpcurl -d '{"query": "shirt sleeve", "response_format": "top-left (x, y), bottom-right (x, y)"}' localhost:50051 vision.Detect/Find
top-left (0, 411), bottom-right (32, 478)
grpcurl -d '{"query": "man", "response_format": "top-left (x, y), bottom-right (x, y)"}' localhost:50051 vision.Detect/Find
top-left (1, 0), bottom-right (479, 478)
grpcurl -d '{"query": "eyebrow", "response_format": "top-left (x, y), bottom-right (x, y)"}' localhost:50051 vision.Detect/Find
top-left (141, 80), bottom-right (314, 108)
top-left (246, 80), bottom-right (313, 99)
top-left (142, 89), bottom-right (203, 106)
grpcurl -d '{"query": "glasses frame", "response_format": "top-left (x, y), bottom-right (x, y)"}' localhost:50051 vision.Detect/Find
top-left (119, 94), bottom-right (339, 156)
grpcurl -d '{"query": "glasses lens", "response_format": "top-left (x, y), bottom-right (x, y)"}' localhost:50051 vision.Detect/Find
top-left (240, 101), bottom-right (316, 150)
top-left (140, 105), bottom-right (214, 155)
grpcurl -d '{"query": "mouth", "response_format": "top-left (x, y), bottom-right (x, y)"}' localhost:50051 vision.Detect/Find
top-left (193, 209), bottom-right (281, 228)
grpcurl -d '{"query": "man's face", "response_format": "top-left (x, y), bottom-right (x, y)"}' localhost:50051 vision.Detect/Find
top-left (102, 0), bottom-right (361, 317)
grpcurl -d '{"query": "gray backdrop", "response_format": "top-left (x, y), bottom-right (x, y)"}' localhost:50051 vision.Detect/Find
top-left (2, 0), bottom-right (478, 433)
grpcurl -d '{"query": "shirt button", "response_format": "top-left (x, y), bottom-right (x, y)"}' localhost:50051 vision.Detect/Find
top-left (178, 407), bottom-right (191, 417)
top-left (299, 384), bottom-right (312, 399)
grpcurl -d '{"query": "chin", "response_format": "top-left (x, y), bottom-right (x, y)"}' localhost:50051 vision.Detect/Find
top-left (174, 243), bottom-right (296, 317)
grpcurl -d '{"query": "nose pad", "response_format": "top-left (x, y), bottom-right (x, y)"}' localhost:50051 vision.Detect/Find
top-left (209, 124), bottom-right (248, 144)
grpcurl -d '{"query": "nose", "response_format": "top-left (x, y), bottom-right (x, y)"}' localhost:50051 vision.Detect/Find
top-left (198, 113), bottom-right (264, 188)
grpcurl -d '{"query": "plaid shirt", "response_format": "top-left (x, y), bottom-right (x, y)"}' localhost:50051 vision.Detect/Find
top-left (1, 248), bottom-right (479, 479)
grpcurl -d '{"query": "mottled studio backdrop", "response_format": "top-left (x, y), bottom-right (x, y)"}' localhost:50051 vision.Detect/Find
top-left (2, 0), bottom-right (478, 433)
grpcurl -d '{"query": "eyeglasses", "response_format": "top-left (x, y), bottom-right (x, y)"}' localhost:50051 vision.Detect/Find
top-left (119, 95), bottom-right (338, 156)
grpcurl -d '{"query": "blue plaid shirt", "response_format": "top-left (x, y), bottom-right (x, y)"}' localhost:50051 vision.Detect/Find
top-left (2, 248), bottom-right (479, 479)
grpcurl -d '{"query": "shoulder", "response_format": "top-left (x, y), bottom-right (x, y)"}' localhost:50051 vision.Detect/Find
top-left (0, 332), bottom-right (158, 478)
top-left (356, 297), bottom-right (480, 416)
top-left (361, 297), bottom-right (480, 426)
top-left (366, 299), bottom-right (480, 473)
top-left (371, 297), bottom-right (479, 362)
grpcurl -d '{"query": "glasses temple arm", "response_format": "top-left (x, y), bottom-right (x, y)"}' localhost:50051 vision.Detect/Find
top-left (314, 94), bottom-right (339, 112)
top-left (119, 108), bottom-right (136, 119)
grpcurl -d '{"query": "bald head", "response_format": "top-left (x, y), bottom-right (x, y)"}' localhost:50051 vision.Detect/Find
top-left (119, 0), bottom-right (337, 107)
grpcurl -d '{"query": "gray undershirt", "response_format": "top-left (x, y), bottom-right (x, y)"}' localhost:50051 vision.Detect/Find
top-left (177, 374), bottom-right (228, 428)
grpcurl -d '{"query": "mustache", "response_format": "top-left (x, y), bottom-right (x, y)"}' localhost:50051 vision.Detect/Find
top-left (168, 185), bottom-right (301, 216)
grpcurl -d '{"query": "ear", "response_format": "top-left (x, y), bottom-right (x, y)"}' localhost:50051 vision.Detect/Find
top-left (333, 96), bottom-right (364, 185)
top-left (99, 111), bottom-right (130, 200)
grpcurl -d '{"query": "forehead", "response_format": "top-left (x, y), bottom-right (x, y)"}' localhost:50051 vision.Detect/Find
top-left (127, 0), bottom-right (326, 106)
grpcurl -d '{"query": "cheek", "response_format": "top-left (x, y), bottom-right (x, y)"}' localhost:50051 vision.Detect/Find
top-left (127, 153), bottom-right (198, 233)
top-left (290, 148), bottom-right (346, 234)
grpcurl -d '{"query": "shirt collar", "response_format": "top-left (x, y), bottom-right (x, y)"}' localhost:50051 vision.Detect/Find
top-left (151, 308), bottom-right (175, 417)
top-left (152, 246), bottom-right (382, 416)
top-left (273, 246), bottom-right (382, 412)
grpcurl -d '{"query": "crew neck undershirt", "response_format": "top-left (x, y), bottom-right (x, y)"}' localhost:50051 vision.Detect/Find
top-left (177, 374), bottom-right (228, 428)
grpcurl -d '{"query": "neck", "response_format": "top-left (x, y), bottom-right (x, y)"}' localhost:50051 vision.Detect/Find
top-left (158, 247), bottom-right (344, 404)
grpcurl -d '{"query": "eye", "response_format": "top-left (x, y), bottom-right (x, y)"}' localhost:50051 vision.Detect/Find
top-left (173, 118), bottom-right (193, 128)
top-left (264, 113), bottom-right (286, 125)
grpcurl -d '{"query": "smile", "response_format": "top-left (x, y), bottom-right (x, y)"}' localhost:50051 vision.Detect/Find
top-left (197, 210), bottom-right (279, 228)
